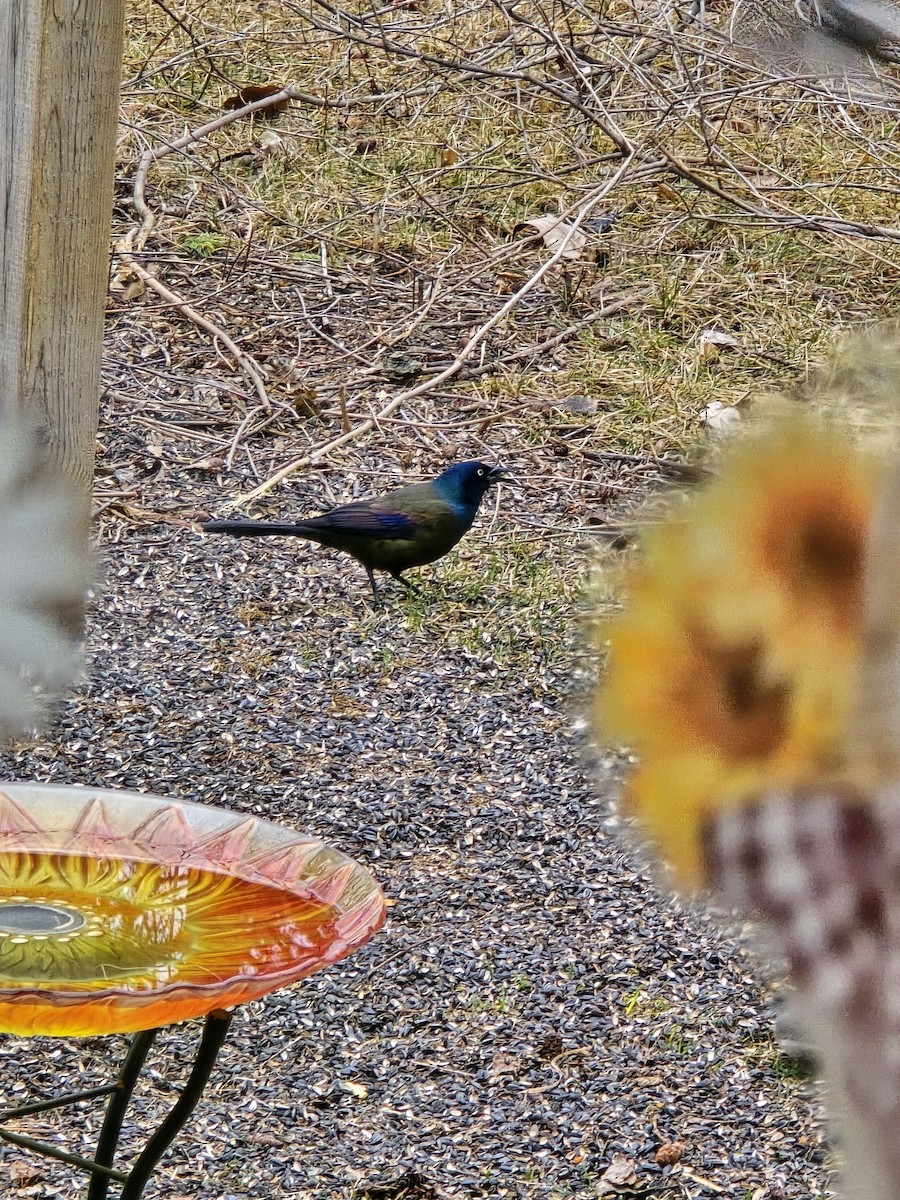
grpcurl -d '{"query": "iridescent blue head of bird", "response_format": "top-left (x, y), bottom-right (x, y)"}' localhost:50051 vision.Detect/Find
top-left (432, 461), bottom-right (506, 510)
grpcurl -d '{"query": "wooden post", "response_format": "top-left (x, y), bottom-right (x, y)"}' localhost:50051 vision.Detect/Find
top-left (0, 1), bottom-right (125, 512)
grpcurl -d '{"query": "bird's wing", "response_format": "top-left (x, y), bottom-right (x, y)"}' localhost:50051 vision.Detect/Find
top-left (302, 499), bottom-right (426, 540)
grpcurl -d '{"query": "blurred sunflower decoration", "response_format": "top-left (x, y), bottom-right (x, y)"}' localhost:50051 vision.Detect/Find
top-left (598, 329), bottom-right (900, 1200)
top-left (598, 405), bottom-right (885, 886)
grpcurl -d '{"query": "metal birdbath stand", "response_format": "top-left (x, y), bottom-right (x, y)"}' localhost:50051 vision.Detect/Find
top-left (0, 1012), bottom-right (232, 1199)
top-left (0, 783), bottom-right (386, 1199)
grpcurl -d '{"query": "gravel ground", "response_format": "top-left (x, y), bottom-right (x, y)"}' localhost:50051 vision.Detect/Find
top-left (0, 382), bottom-right (833, 1200)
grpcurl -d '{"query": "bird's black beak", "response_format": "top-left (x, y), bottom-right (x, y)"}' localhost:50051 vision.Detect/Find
top-left (487, 465), bottom-right (508, 484)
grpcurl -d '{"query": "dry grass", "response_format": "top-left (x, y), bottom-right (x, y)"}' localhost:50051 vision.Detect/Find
top-left (116, 0), bottom-right (900, 461)
top-left (104, 0), bottom-right (900, 717)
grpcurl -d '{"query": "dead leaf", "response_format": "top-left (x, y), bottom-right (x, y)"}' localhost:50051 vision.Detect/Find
top-left (440, 146), bottom-right (460, 166)
top-left (339, 1079), bottom-right (369, 1098)
top-left (110, 260), bottom-right (157, 302)
top-left (518, 214), bottom-right (587, 260)
top-left (354, 136), bottom-right (379, 155)
top-left (702, 400), bottom-right (742, 437)
top-left (258, 130), bottom-right (284, 156)
top-left (8, 1160), bottom-right (44, 1185)
top-left (494, 270), bottom-right (527, 294)
top-left (655, 1141), bottom-right (686, 1166)
top-left (599, 1154), bottom-right (638, 1192)
top-left (698, 328), bottom-right (739, 347)
top-left (697, 327), bottom-right (740, 362)
top-left (187, 456), bottom-right (226, 474)
top-left (121, 276), bottom-right (146, 302)
top-left (489, 1050), bottom-right (521, 1078)
top-left (223, 83), bottom-right (290, 114)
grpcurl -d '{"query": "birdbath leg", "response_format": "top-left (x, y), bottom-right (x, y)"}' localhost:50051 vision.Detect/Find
top-left (118, 1009), bottom-right (234, 1200)
top-left (86, 1028), bottom-right (159, 1200)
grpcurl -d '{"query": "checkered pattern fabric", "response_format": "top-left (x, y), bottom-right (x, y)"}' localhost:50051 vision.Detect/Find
top-left (705, 786), bottom-right (900, 1200)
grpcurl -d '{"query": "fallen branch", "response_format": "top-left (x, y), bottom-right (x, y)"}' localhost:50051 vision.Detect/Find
top-left (114, 241), bottom-right (271, 410)
top-left (115, 87), bottom-right (304, 413)
top-left (130, 84), bottom-right (298, 248)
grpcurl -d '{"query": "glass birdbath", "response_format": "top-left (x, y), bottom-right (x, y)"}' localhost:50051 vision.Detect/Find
top-left (0, 783), bottom-right (386, 1198)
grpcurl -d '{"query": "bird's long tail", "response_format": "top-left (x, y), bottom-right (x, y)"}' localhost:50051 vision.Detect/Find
top-left (203, 518), bottom-right (315, 539)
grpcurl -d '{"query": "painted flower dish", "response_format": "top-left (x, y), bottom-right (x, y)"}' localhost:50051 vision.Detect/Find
top-left (0, 784), bottom-right (385, 1036)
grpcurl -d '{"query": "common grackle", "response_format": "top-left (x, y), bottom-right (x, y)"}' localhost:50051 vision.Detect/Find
top-left (203, 460), bottom-right (506, 602)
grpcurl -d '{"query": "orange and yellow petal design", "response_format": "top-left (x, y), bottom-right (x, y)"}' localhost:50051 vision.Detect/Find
top-left (0, 784), bottom-right (385, 1037)
top-left (688, 419), bottom-right (881, 667)
top-left (598, 417), bottom-right (878, 887)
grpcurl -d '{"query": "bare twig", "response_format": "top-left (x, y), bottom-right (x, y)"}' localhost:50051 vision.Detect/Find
top-left (130, 85), bottom-right (299, 247)
top-left (232, 157), bottom-right (638, 505)
top-left (114, 241), bottom-right (272, 410)
top-left (115, 89), bottom-right (303, 412)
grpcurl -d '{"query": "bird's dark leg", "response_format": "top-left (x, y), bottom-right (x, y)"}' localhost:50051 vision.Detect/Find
top-left (365, 566), bottom-right (380, 606)
top-left (393, 572), bottom-right (420, 595)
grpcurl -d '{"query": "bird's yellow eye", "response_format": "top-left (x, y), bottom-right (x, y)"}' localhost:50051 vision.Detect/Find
top-left (477, 468), bottom-right (484, 476)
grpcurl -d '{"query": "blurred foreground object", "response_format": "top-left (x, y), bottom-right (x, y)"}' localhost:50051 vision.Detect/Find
top-left (737, 0), bottom-right (900, 72)
top-left (0, 421), bottom-right (89, 734)
top-left (818, 0), bottom-right (900, 55)
top-left (600, 415), bottom-right (879, 883)
top-left (598, 332), bottom-right (900, 1200)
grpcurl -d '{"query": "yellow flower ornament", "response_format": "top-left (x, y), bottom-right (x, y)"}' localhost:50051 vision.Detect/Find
top-left (599, 418), bottom-right (881, 884)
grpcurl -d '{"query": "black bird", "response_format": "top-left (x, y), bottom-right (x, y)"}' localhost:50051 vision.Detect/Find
top-left (203, 460), bottom-right (506, 602)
